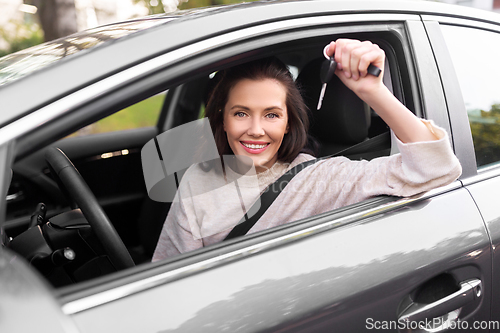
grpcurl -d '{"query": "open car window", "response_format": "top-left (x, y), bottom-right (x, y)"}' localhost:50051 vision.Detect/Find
top-left (4, 15), bottom-right (439, 295)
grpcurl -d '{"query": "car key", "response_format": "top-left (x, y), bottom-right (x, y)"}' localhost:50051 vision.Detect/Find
top-left (317, 55), bottom-right (382, 110)
top-left (317, 57), bottom-right (337, 110)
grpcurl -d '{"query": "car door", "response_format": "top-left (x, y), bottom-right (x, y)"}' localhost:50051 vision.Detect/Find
top-left (53, 10), bottom-right (491, 333)
top-left (426, 14), bottom-right (500, 327)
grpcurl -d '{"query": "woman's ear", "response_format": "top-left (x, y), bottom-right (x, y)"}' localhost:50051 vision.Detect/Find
top-left (285, 124), bottom-right (289, 134)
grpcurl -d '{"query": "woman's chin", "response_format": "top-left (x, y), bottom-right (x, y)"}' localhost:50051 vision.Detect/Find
top-left (231, 148), bottom-right (277, 173)
top-left (228, 155), bottom-right (255, 174)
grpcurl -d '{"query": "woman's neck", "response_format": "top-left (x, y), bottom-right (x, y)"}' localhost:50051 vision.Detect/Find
top-left (256, 160), bottom-right (289, 187)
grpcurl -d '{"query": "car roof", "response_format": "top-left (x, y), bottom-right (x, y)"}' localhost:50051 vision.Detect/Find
top-left (0, 4), bottom-right (240, 87)
top-left (0, 0), bottom-right (499, 128)
top-left (0, 18), bottom-right (170, 86)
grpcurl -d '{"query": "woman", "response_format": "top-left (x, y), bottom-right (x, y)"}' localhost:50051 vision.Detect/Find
top-left (152, 39), bottom-right (462, 261)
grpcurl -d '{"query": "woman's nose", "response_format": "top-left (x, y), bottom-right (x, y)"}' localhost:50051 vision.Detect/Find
top-left (247, 118), bottom-right (265, 137)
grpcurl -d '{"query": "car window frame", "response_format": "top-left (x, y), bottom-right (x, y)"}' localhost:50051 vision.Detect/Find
top-left (0, 12), bottom-right (463, 315)
top-left (45, 14), bottom-right (458, 309)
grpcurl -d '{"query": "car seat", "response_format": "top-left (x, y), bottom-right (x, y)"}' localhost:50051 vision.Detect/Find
top-left (296, 57), bottom-right (390, 160)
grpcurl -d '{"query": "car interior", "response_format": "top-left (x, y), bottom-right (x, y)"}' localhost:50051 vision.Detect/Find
top-left (4, 32), bottom-right (407, 288)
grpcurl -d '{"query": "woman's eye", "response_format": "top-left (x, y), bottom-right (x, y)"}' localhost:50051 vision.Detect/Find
top-left (234, 112), bottom-right (246, 117)
top-left (266, 113), bottom-right (279, 119)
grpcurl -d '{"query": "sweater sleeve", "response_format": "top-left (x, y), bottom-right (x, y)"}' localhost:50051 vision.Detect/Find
top-left (387, 119), bottom-right (462, 196)
top-left (294, 119), bottom-right (462, 209)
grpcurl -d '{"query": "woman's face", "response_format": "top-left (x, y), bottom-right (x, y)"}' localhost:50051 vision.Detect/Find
top-left (223, 78), bottom-right (289, 173)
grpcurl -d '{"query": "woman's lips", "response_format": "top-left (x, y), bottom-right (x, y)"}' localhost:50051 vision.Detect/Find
top-left (240, 141), bottom-right (270, 154)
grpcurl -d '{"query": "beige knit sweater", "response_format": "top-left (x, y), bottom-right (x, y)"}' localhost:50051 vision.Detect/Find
top-left (152, 120), bottom-right (462, 261)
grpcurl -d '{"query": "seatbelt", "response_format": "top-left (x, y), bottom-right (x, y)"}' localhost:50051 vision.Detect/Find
top-left (337, 131), bottom-right (391, 157)
top-left (224, 158), bottom-right (318, 240)
top-left (224, 131), bottom-right (390, 240)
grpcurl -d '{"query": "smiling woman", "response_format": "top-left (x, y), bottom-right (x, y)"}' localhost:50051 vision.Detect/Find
top-left (208, 57), bottom-right (312, 166)
top-left (223, 79), bottom-right (289, 172)
top-left (152, 46), bottom-right (462, 260)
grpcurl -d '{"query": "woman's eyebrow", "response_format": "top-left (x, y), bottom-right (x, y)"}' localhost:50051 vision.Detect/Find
top-left (264, 106), bottom-right (284, 112)
top-left (230, 105), bottom-right (284, 112)
top-left (230, 105), bottom-right (250, 110)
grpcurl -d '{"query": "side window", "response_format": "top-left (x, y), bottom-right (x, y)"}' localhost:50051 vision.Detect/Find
top-left (440, 25), bottom-right (500, 169)
top-left (70, 91), bottom-right (166, 137)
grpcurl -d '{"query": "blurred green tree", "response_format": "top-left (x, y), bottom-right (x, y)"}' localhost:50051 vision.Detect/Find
top-left (179, 0), bottom-right (235, 9)
top-left (134, 0), bottom-right (169, 14)
top-left (470, 103), bottom-right (500, 167)
top-left (0, 21), bottom-right (43, 57)
top-left (134, 0), bottom-right (255, 13)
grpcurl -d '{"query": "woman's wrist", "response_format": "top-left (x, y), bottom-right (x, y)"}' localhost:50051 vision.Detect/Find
top-left (356, 83), bottom-right (390, 108)
top-left (357, 85), bottom-right (438, 143)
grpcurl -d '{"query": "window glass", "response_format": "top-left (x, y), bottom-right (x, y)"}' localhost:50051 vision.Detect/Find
top-left (70, 91), bottom-right (166, 137)
top-left (441, 25), bottom-right (500, 169)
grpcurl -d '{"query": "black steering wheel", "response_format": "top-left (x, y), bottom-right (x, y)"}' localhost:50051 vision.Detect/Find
top-left (45, 147), bottom-right (135, 270)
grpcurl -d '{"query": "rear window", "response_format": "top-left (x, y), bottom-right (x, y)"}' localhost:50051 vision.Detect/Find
top-left (441, 24), bottom-right (500, 169)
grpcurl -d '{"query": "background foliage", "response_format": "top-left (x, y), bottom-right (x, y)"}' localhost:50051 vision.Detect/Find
top-left (470, 104), bottom-right (500, 167)
top-left (0, 21), bottom-right (43, 57)
top-left (135, 0), bottom-right (255, 14)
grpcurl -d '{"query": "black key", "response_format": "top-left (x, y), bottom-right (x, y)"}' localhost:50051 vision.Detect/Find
top-left (317, 55), bottom-right (382, 110)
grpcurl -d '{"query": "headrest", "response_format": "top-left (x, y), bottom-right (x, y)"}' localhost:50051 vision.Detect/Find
top-left (297, 58), bottom-right (369, 145)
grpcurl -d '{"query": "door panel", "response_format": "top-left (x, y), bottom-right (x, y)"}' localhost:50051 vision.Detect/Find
top-left (465, 174), bottom-right (500, 324)
top-left (70, 187), bottom-right (490, 332)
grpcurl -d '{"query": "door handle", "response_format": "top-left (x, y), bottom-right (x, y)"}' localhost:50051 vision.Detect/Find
top-left (399, 279), bottom-right (482, 323)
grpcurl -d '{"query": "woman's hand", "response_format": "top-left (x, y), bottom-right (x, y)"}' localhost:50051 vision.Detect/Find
top-left (324, 39), bottom-right (439, 144)
top-left (324, 39), bottom-right (385, 99)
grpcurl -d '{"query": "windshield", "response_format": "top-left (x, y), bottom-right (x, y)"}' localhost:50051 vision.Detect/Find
top-left (0, 18), bottom-right (169, 87)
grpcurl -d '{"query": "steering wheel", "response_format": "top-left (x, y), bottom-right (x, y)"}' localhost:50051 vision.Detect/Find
top-left (45, 147), bottom-right (135, 270)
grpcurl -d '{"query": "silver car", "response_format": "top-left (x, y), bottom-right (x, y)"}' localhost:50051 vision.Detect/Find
top-left (1, 0), bottom-right (500, 332)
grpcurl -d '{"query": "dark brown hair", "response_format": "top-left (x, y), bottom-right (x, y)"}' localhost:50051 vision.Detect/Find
top-left (205, 57), bottom-right (314, 163)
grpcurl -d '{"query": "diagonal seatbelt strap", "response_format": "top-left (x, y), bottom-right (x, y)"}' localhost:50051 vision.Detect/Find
top-left (224, 158), bottom-right (318, 240)
top-left (224, 131), bottom-right (390, 240)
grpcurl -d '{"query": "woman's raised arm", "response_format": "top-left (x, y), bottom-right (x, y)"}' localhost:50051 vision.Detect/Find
top-left (324, 39), bottom-right (438, 143)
